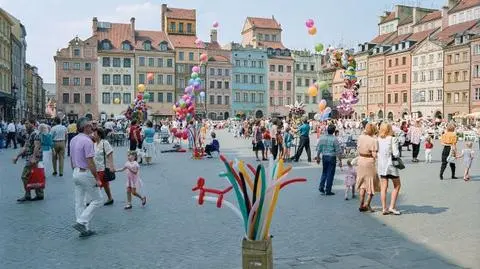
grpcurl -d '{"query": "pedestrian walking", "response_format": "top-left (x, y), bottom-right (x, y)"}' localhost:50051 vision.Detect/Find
top-left (92, 127), bottom-right (115, 205)
top-left (344, 159), bottom-right (356, 200)
top-left (70, 117), bottom-right (103, 238)
top-left (142, 121), bottom-right (155, 165)
top-left (316, 124), bottom-right (342, 195)
top-left (424, 137), bottom-right (433, 163)
top-left (294, 119), bottom-right (312, 162)
top-left (439, 123), bottom-right (457, 180)
top-left (51, 117), bottom-right (67, 176)
top-left (67, 120), bottom-right (78, 157)
top-left (6, 120), bottom-right (17, 149)
top-left (252, 120), bottom-right (265, 161)
top-left (115, 151), bottom-right (147, 210)
top-left (408, 120), bottom-right (422, 162)
top-left (13, 118), bottom-right (44, 202)
top-left (457, 141), bottom-right (474, 181)
top-left (39, 124), bottom-right (53, 176)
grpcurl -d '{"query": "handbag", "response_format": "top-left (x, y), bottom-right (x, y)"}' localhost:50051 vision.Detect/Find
top-left (102, 141), bottom-right (116, 181)
top-left (446, 148), bottom-right (456, 163)
top-left (391, 137), bottom-right (405, 170)
top-left (27, 165), bottom-right (46, 191)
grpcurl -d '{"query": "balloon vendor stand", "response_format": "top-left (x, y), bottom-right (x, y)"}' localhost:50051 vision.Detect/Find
top-left (192, 156), bottom-right (306, 269)
top-left (285, 101), bottom-right (306, 157)
top-left (187, 123), bottom-right (204, 160)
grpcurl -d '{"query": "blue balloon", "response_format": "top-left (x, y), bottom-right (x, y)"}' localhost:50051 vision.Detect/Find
top-left (193, 81), bottom-right (200, 87)
top-left (194, 77), bottom-right (201, 83)
top-left (188, 79), bottom-right (195, 85)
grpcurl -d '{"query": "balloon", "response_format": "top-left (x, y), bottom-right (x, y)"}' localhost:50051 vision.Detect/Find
top-left (143, 92), bottom-right (150, 100)
top-left (188, 79), bottom-right (195, 85)
top-left (172, 105), bottom-right (177, 111)
top-left (200, 53), bottom-right (208, 62)
top-left (305, 19), bottom-right (314, 28)
top-left (308, 86), bottom-right (318, 97)
top-left (191, 72), bottom-right (199, 79)
top-left (114, 98), bottom-right (120, 104)
top-left (192, 66), bottom-right (200, 73)
top-left (195, 38), bottom-right (202, 45)
top-left (308, 27), bottom-right (317, 35)
top-left (147, 73), bottom-right (154, 81)
top-left (137, 94), bottom-right (143, 100)
top-left (199, 91), bottom-right (205, 98)
top-left (137, 84), bottom-right (146, 93)
top-left (193, 81), bottom-right (201, 88)
top-left (314, 43), bottom-right (324, 53)
top-left (212, 21), bottom-right (219, 28)
top-left (317, 81), bottom-right (328, 90)
top-left (318, 100), bottom-right (327, 111)
top-left (324, 107), bottom-right (332, 114)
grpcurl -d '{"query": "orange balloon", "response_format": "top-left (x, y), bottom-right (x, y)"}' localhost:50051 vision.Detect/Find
top-left (308, 86), bottom-right (318, 97)
top-left (318, 102), bottom-right (326, 111)
top-left (308, 27), bottom-right (317, 35)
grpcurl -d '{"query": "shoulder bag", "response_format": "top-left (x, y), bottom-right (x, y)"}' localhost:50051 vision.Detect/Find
top-left (391, 137), bottom-right (405, 170)
top-left (103, 141), bottom-right (116, 181)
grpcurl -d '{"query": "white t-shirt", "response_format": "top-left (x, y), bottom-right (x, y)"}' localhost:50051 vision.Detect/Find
top-left (93, 140), bottom-right (113, 172)
top-left (7, 123), bottom-right (16, 133)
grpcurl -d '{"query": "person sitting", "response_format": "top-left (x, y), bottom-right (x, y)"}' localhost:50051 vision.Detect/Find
top-left (205, 132), bottom-right (220, 158)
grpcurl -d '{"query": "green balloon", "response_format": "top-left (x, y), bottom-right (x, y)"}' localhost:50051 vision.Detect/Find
top-left (315, 43), bottom-right (324, 52)
top-left (317, 80), bottom-right (328, 90)
top-left (143, 92), bottom-right (150, 100)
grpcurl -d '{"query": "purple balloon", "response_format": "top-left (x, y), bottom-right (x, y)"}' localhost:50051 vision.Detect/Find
top-left (192, 66), bottom-right (200, 73)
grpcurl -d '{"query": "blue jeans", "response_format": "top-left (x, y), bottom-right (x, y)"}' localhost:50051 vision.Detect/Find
top-left (319, 155), bottom-right (337, 193)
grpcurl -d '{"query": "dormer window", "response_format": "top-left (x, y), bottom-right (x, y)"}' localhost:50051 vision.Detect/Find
top-left (143, 41), bottom-right (152, 51)
top-left (101, 40), bottom-right (111, 50)
top-left (405, 42), bottom-right (410, 49)
top-left (455, 36), bottom-right (462, 45)
top-left (159, 42), bottom-right (168, 51)
top-left (392, 45), bottom-right (396, 52)
top-left (465, 35), bottom-right (470, 41)
top-left (121, 41), bottom-right (131, 51)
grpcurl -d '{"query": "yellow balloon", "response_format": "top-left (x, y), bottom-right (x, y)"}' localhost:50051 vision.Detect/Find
top-left (308, 86), bottom-right (318, 97)
top-left (137, 84), bottom-right (146, 93)
top-left (308, 27), bottom-right (317, 35)
top-left (114, 98), bottom-right (120, 104)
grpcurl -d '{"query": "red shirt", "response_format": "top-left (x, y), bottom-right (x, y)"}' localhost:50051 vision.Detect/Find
top-left (263, 130), bottom-right (271, 140)
top-left (425, 142), bottom-right (433, 149)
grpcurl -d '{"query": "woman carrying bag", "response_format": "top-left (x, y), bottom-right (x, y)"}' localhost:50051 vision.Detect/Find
top-left (93, 128), bottom-right (115, 205)
top-left (440, 123), bottom-right (458, 180)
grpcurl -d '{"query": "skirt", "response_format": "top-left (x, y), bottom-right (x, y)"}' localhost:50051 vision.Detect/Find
top-left (355, 157), bottom-right (380, 195)
top-left (143, 141), bottom-right (155, 158)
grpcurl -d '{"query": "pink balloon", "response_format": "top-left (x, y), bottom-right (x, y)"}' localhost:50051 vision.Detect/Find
top-left (192, 66), bottom-right (200, 73)
top-left (212, 21), bottom-right (219, 28)
top-left (305, 19), bottom-right (314, 28)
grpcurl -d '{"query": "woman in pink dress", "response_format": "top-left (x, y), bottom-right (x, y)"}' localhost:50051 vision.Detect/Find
top-left (116, 151), bottom-right (147, 209)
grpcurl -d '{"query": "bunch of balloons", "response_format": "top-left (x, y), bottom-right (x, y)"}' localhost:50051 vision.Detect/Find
top-left (314, 99), bottom-right (332, 121)
top-left (285, 101), bottom-right (306, 117)
top-left (325, 47), bottom-right (359, 116)
top-left (171, 128), bottom-right (189, 140)
top-left (125, 84), bottom-right (149, 122)
top-left (195, 38), bottom-right (204, 49)
top-left (172, 65), bottom-right (205, 121)
top-left (305, 19), bottom-right (317, 35)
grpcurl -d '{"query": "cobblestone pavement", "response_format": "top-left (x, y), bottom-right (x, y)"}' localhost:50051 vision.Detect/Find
top-left (0, 130), bottom-right (478, 269)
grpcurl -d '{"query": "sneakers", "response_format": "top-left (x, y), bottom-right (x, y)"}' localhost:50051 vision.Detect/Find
top-left (79, 230), bottom-right (96, 238)
top-left (72, 223), bottom-right (87, 234)
top-left (17, 196), bottom-right (32, 202)
top-left (325, 192), bottom-right (335, 196)
top-left (104, 199), bottom-right (114, 206)
top-left (31, 196), bottom-right (44, 201)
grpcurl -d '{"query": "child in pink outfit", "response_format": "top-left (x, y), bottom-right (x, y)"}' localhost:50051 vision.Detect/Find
top-left (344, 159), bottom-right (356, 200)
top-left (116, 151), bottom-right (147, 209)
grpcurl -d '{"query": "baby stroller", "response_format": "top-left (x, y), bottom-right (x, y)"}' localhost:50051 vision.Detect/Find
top-left (341, 134), bottom-right (358, 159)
top-left (159, 126), bottom-right (171, 144)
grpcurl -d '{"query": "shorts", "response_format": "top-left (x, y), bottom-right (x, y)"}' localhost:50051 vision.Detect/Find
top-left (263, 140), bottom-right (272, 149)
top-left (253, 141), bottom-right (265, 151)
top-left (380, 174), bottom-right (399, 180)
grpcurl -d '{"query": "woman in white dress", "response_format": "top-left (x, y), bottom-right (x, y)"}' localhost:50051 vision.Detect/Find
top-left (377, 123), bottom-right (401, 215)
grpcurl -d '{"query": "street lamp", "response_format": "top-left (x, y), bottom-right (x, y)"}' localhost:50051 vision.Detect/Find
top-left (12, 84), bottom-right (18, 121)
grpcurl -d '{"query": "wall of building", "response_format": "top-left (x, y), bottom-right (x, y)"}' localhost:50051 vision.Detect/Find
top-left (267, 57), bottom-right (293, 117)
top-left (385, 51), bottom-right (411, 119)
top-left (206, 61), bottom-right (232, 120)
top-left (444, 44), bottom-right (471, 118)
top-left (355, 53), bottom-right (368, 119)
top-left (292, 51), bottom-right (321, 117)
top-left (470, 39), bottom-right (480, 112)
top-left (367, 53), bottom-right (386, 118)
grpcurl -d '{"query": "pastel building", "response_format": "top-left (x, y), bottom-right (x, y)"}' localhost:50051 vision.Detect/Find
top-left (355, 43), bottom-right (376, 119)
top-left (0, 8), bottom-right (13, 120)
top-left (471, 37), bottom-right (480, 112)
top-left (291, 50), bottom-right (322, 118)
top-left (241, 16), bottom-right (293, 117)
top-left (228, 43), bottom-right (268, 119)
top-left (93, 17), bottom-right (135, 118)
top-left (134, 30), bottom-right (175, 119)
top-left (55, 36), bottom-right (98, 121)
top-left (367, 46), bottom-right (389, 120)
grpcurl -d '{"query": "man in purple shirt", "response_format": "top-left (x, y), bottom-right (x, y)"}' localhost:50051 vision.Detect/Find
top-left (69, 117), bottom-right (103, 238)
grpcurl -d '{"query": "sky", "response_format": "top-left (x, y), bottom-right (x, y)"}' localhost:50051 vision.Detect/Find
top-left (0, 0), bottom-right (447, 83)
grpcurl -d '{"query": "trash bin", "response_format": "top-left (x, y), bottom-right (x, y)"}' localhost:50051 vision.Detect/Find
top-left (242, 237), bottom-right (273, 269)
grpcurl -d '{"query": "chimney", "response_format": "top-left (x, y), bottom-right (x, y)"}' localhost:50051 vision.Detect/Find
top-left (161, 4), bottom-right (167, 32)
top-left (413, 7), bottom-right (419, 24)
top-left (210, 29), bottom-right (218, 43)
top-left (92, 17), bottom-right (98, 34)
top-left (130, 17), bottom-right (135, 41)
top-left (441, 6), bottom-right (449, 30)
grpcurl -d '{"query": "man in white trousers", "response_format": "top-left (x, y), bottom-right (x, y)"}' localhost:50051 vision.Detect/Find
top-left (69, 117), bottom-right (103, 238)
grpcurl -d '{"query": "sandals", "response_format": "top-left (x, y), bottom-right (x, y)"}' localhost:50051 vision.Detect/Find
top-left (358, 206), bottom-right (368, 212)
top-left (388, 208), bottom-right (401, 215)
top-left (124, 204), bottom-right (132, 210)
top-left (142, 197), bottom-right (147, 206)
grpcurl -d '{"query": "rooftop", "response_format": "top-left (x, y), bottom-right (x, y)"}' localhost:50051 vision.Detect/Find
top-left (433, 20), bottom-right (478, 43)
top-left (449, 0), bottom-right (480, 14)
top-left (258, 40), bottom-right (285, 49)
top-left (246, 16), bottom-right (282, 30)
top-left (167, 34), bottom-right (199, 49)
top-left (371, 32), bottom-right (396, 44)
top-left (134, 30), bottom-right (170, 50)
top-left (96, 22), bottom-right (134, 52)
top-left (398, 15), bottom-right (413, 26)
top-left (415, 10), bottom-right (442, 25)
top-left (164, 7), bottom-right (196, 20)
top-left (379, 11), bottom-right (396, 24)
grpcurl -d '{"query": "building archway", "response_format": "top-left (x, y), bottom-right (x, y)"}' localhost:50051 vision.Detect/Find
top-left (224, 111), bottom-right (229, 120)
top-left (402, 111), bottom-right (409, 119)
top-left (255, 110), bottom-right (263, 119)
top-left (434, 111), bottom-right (442, 119)
top-left (208, 112), bottom-right (216, 120)
top-left (387, 112), bottom-right (394, 121)
top-left (377, 110), bottom-right (384, 119)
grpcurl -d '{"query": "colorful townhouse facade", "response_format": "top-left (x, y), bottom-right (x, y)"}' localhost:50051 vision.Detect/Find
top-left (291, 50), bottom-right (322, 117)
top-left (472, 37), bottom-right (480, 112)
top-left (354, 43), bottom-right (375, 119)
top-left (0, 8), bottom-right (13, 121)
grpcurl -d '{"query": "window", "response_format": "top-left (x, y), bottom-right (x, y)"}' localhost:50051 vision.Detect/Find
top-left (447, 55), bottom-right (452, 64)
top-left (243, 75), bottom-right (248, 83)
top-left (225, 95), bottom-right (230, 105)
top-left (387, 94), bottom-right (391, 104)
top-left (178, 22), bottom-right (184, 33)
top-left (112, 58), bottom-right (121, 67)
top-left (454, 93), bottom-right (460, 103)
top-left (304, 94), bottom-right (309, 104)
top-left (463, 52), bottom-right (468, 62)
top-left (421, 56), bottom-right (425, 65)
top-left (278, 65), bottom-right (284, 72)
top-left (139, 57), bottom-right (145, 66)
top-left (157, 92), bottom-right (164, 103)
top-left (310, 65), bottom-right (314, 71)
top-left (63, 62), bottom-right (70, 70)
top-left (243, 60), bottom-right (248, 67)
top-left (63, 93), bottom-right (69, 104)
top-left (138, 74), bottom-right (145, 84)
top-left (170, 22), bottom-right (176, 32)
top-left (123, 58), bottom-right (131, 68)
top-left (225, 69), bottom-right (230, 76)
top-left (73, 63), bottom-right (80, 70)
top-left (421, 72), bottom-right (426, 82)
top-left (395, 58), bottom-right (399, 66)
top-left (287, 81), bottom-right (292, 91)
top-left (210, 68), bottom-right (215, 76)
top-left (122, 42), bottom-right (131, 51)
top-left (454, 53), bottom-right (460, 63)
top-left (297, 78), bottom-right (302, 86)
top-left (85, 93), bottom-right (91, 104)
top-left (102, 57), bottom-right (110, 67)
top-left (148, 58), bottom-right (154, 67)
top-left (189, 52), bottom-right (194, 61)
top-left (235, 60), bottom-right (240, 67)
top-left (447, 73), bottom-right (452, 83)
top-left (296, 94), bottom-right (302, 103)
top-left (402, 57), bottom-right (406, 65)
top-left (167, 75), bottom-right (173, 85)
top-left (179, 79), bottom-right (184, 88)
top-left (259, 61), bottom-right (264, 68)
top-left (258, 93), bottom-right (263, 103)
top-left (269, 65), bottom-right (275, 72)
top-left (143, 41), bottom-right (152, 51)
top-left (112, 93), bottom-right (121, 104)
top-left (112, 75), bottom-right (121, 85)
top-left (394, 74), bottom-right (399, 84)
top-left (475, 88), bottom-right (480, 100)
top-left (217, 69), bottom-right (223, 76)
top-left (243, 93), bottom-right (248, 102)
top-left (251, 75), bottom-right (256, 84)
top-left (474, 45), bottom-right (480, 55)
top-left (278, 97), bottom-right (283, 106)
top-left (446, 93), bottom-right (452, 103)
top-left (62, 77), bottom-right (69, 86)
top-left (85, 63), bottom-right (91, 70)
top-left (455, 71), bottom-right (459, 82)
top-left (403, 92), bottom-right (407, 103)
top-left (251, 61), bottom-right (256, 68)
top-left (73, 49), bottom-right (80, 56)
top-left (123, 75), bottom-right (131, 85)
top-left (210, 81), bottom-right (215, 89)
top-left (305, 79), bottom-right (310, 86)
top-left (167, 59), bottom-right (173, 67)
top-left (102, 93), bottom-right (110, 104)
top-left (122, 93), bottom-right (131, 105)
top-left (388, 59), bottom-right (392, 67)
top-left (278, 81), bottom-right (283, 91)
top-left (102, 74), bottom-right (110, 85)
top-left (270, 80), bottom-right (275, 90)
top-left (413, 57), bottom-right (418, 66)
top-left (217, 81), bottom-right (222, 89)
top-left (394, 93), bottom-right (398, 103)
top-left (437, 69), bottom-right (443, 80)
top-left (429, 54), bottom-right (434, 63)
top-left (437, 89), bottom-right (443, 101)
top-left (85, 78), bottom-right (92, 86)
top-left (73, 93), bottom-right (80, 104)
top-left (178, 52), bottom-right (184, 61)
top-left (225, 81), bottom-right (230, 89)
top-left (157, 74), bottom-right (163, 85)
top-left (215, 95), bottom-right (221, 105)
top-left (429, 90), bottom-right (434, 101)
top-left (235, 75), bottom-right (240, 83)
top-left (402, 73), bottom-right (407, 83)
top-left (235, 92), bottom-right (241, 102)
top-left (387, 76), bottom-right (391, 85)
top-left (167, 93), bottom-right (173, 103)
top-left (258, 75), bottom-right (263, 84)
top-left (187, 23), bottom-right (192, 33)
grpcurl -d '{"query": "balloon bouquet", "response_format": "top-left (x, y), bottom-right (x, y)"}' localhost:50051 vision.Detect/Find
top-left (171, 52), bottom-right (209, 159)
top-left (326, 47), bottom-right (360, 117)
top-left (125, 83), bottom-right (149, 123)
